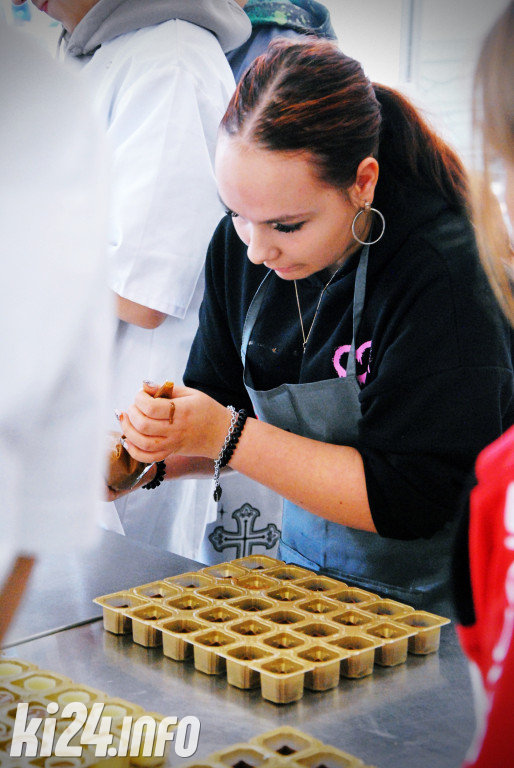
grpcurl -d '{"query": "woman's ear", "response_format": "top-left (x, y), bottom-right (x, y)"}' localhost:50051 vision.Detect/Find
top-left (349, 157), bottom-right (379, 207)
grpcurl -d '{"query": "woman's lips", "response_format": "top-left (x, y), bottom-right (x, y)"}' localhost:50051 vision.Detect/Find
top-left (269, 265), bottom-right (298, 276)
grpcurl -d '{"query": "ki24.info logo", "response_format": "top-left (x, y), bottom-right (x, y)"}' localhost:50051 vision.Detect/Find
top-left (9, 701), bottom-right (200, 759)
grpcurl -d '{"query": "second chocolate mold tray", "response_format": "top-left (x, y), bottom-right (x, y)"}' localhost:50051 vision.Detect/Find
top-left (184, 725), bottom-right (380, 768)
top-left (0, 657), bottom-right (173, 767)
top-left (94, 557), bottom-right (450, 704)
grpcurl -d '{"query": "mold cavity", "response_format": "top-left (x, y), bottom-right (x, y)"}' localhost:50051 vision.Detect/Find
top-left (228, 646), bottom-right (268, 662)
top-left (27, 705), bottom-right (48, 719)
top-left (197, 632), bottom-right (232, 647)
top-left (405, 616), bottom-right (432, 628)
top-left (106, 596), bottom-right (135, 608)
top-left (163, 620), bottom-right (200, 634)
top-left (371, 626), bottom-right (401, 639)
top-left (300, 647), bottom-right (336, 663)
top-left (277, 745), bottom-right (296, 755)
top-left (266, 611), bottom-right (302, 625)
top-left (209, 589), bottom-right (239, 600)
top-left (300, 624), bottom-right (337, 638)
top-left (264, 633), bottom-right (303, 650)
top-left (335, 637), bottom-right (371, 651)
top-left (232, 597), bottom-right (272, 613)
top-left (233, 621), bottom-right (268, 636)
top-left (199, 608), bottom-right (235, 623)
top-left (169, 596), bottom-right (203, 610)
top-left (238, 577), bottom-right (272, 590)
top-left (269, 588), bottom-right (302, 602)
top-left (335, 614), bottom-right (364, 626)
top-left (262, 659), bottom-right (302, 675)
top-left (303, 600), bottom-right (333, 614)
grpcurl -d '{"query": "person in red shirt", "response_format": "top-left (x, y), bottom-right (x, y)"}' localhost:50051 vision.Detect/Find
top-left (453, 3), bottom-right (514, 765)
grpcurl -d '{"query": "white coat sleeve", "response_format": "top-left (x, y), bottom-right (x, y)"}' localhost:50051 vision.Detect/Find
top-left (106, 62), bottom-right (226, 319)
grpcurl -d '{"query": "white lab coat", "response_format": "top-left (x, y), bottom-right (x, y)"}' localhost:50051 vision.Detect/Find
top-left (79, 20), bottom-right (235, 553)
top-left (0, 21), bottom-right (112, 582)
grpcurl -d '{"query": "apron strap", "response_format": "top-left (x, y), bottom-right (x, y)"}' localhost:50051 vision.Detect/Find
top-left (339, 243), bottom-right (369, 378)
top-left (241, 270), bottom-right (272, 366)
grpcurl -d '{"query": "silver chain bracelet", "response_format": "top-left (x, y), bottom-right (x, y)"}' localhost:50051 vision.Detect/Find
top-left (213, 406), bottom-right (238, 501)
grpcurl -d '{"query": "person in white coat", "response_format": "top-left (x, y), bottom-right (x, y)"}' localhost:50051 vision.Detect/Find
top-left (30, 0), bottom-right (251, 558)
top-left (0, 16), bottom-right (111, 639)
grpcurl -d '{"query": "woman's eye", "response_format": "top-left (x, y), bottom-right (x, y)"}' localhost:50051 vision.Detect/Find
top-left (274, 221), bottom-right (304, 233)
top-left (224, 208), bottom-right (239, 219)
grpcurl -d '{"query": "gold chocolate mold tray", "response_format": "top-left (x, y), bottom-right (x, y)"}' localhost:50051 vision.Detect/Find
top-left (0, 658), bottom-right (174, 767)
top-left (183, 725), bottom-right (379, 767)
top-left (94, 557), bottom-right (450, 704)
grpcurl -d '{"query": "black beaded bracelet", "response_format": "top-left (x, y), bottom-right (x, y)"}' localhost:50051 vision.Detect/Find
top-left (219, 409), bottom-right (248, 469)
top-left (142, 460), bottom-right (166, 490)
top-left (213, 407), bottom-right (248, 501)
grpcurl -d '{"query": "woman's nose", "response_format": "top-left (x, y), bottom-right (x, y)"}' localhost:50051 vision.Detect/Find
top-left (246, 227), bottom-right (279, 265)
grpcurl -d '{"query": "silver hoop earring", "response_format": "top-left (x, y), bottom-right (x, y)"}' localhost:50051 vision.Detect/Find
top-left (352, 202), bottom-right (386, 246)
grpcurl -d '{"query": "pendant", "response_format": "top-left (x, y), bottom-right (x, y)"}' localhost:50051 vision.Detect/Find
top-left (213, 485), bottom-right (222, 502)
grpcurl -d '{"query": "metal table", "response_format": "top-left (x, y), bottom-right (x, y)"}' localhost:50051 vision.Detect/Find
top-left (3, 530), bottom-right (202, 648)
top-left (3, 621), bottom-right (475, 767)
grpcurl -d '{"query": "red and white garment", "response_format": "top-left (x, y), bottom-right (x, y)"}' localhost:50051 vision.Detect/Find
top-left (458, 424), bottom-right (514, 766)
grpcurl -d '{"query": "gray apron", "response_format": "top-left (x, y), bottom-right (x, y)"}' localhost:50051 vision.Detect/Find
top-left (240, 246), bottom-right (453, 612)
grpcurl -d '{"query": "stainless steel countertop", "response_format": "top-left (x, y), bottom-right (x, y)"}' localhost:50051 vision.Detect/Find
top-left (4, 616), bottom-right (475, 768)
top-left (2, 530), bottom-right (476, 767)
top-left (3, 530), bottom-right (202, 648)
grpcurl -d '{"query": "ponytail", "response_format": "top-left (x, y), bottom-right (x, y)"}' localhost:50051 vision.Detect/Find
top-left (373, 85), bottom-right (469, 213)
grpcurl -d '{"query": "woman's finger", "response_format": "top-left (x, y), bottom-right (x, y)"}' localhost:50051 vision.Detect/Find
top-left (134, 389), bottom-right (175, 420)
top-left (124, 403), bottom-right (173, 437)
top-left (120, 412), bottom-right (171, 453)
top-left (122, 437), bottom-right (172, 465)
top-left (142, 380), bottom-right (160, 396)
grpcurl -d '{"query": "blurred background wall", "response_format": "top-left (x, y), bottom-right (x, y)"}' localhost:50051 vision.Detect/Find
top-left (2, 0), bottom-right (509, 165)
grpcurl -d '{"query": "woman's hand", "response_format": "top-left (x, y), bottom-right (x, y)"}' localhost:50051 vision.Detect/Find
top-left (119, 384), bottom-right (232, 464)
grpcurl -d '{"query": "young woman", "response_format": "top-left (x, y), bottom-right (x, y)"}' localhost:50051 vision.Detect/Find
top-left (117, 38), bottom-right (514, 613)
top-left (452, 3), bottom-right (514, 765)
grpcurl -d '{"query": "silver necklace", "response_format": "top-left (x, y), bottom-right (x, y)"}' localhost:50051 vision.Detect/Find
top-left (294, 270), bottom-right (339, 353)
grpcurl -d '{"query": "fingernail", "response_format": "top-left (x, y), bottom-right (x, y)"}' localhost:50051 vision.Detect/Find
top-left (114, 409), bottom-right (123, 421)
top-left (143, 380), bottom-right (158, 388)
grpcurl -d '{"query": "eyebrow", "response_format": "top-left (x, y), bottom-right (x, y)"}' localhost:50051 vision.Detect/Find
top-left (218, 195), bottom-right (311, 224)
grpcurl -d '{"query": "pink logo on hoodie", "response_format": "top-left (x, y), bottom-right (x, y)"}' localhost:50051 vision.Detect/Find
top-left (333, 340), bottom-right (372, 383)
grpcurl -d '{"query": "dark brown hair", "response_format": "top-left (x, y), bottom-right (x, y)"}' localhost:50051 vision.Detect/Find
top-left (221, 37), bottom-right (469, 211)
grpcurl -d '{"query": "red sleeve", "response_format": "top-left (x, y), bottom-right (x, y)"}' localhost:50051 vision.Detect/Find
top-left (457, 425), bottom-right (514, 767)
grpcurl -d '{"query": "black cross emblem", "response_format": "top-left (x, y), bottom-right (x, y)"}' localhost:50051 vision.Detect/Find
top-left (208, 503), bottom-right (281, 559)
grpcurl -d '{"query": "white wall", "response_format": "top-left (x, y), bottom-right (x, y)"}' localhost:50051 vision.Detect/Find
top-left (323, 0), bottom-right (509, 163)
top-left (322, 0), bottom-right (405, 85)
top-left (407, 0), bottom-right (509, 163)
